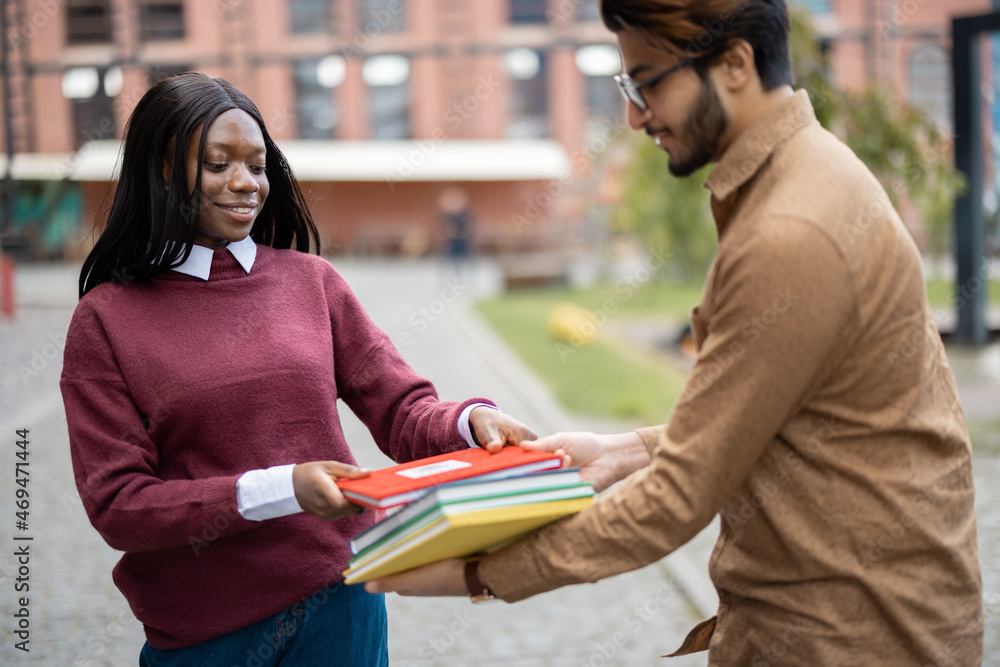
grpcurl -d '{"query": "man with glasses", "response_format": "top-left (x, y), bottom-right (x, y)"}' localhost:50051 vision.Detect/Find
top-left (368, 1), bottom-right (983, 664)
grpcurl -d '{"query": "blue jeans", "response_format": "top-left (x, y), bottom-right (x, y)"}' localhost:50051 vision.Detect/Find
top-left (139, 582), bottom-right (387, 666)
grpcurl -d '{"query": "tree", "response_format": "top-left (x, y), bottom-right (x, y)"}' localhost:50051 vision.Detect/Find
top-left (835, 87), bottom-right (963, 261)
top-left (611, 139), bottom-right (716, 282)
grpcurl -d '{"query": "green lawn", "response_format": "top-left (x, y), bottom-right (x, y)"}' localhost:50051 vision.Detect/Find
top-left (969, 420), bottom-right (1000, 456)
top-left (925, 278), bottom-right (1000, 308)
top-left (477, 278), bottom-right (1000, 426)
top-left (476, 284), bottom-right (698, 426)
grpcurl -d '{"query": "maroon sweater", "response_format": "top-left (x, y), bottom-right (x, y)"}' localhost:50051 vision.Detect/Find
top-left (60, 245), bottom-right (490, 649)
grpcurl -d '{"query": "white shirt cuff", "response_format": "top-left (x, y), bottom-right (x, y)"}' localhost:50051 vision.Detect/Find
top-left (458, 403), bottom-right (497, 448)
top-left (237, 464), bottom-right (303, 521)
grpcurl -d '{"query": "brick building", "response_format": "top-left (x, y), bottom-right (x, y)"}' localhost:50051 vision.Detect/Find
top-left (0, 0), bottom-right (995, 258)
top-left (1, 0), bottom-right (627, 257)
top-left (816, 0), bottom-right (994, 131)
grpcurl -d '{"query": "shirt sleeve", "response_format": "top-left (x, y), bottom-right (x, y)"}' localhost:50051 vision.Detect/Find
top-left (479, 220), bottom-right (857, 601)
top-left (237, 464), bottom-right (302, 521)
top-left (324, 265), bottom-right (495, 463)
top-left (458, 402), bottom-right (496, 448)
top-left (232, 403), bottom-right (493, 521)
top-left (60, 298), bottom-right (259, 553)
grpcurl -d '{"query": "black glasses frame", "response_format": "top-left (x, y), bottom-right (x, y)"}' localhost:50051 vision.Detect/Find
top-left (613, 59), bottom-right (693, 112)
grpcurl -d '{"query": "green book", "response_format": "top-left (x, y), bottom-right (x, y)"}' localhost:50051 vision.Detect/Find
top-left (343, 495), bottom-right (594, 584)
top-left (349, 468), bottom-right (587, 555)
top-left (351, 482), bottom-right (594, 563)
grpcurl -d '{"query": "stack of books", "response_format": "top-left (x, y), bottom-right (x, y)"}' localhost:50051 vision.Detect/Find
top-left (339, 447), bottom-right (594, 584)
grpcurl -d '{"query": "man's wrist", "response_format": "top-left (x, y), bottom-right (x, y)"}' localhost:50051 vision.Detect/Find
top-left (464, 557), bottom-right (496, 602)
top-left (608, 431), bottom-right (652, 481)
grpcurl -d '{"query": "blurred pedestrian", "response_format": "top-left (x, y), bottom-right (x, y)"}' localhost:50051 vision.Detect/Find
top-left (439, 185), bottom-right (474, 278)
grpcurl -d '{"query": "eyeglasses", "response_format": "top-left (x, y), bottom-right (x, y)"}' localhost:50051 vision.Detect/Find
top-left (613, 59), bottom-right (692, 112)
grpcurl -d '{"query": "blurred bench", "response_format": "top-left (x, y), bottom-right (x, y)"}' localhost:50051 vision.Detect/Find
top-left (499, 251), bottom-right (569, 289)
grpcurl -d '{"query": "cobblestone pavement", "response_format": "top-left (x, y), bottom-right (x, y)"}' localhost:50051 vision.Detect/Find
top-left (0, 259), bottom-right (997, 666)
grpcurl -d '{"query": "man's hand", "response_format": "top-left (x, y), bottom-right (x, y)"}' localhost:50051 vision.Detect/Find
top-left (469, 407), bottom-right (537, 453)
top-left (364, 558), bottom-right (467, 596)
top-left (292, 461), bottom-right (371, 520)
top-left (521, 431), bottom-right (651, 493)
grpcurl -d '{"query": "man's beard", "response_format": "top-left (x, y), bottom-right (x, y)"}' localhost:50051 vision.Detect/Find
top-left (667, 76), bottom-right (729, 177)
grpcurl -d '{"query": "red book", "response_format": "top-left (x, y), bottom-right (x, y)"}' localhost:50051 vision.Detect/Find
top-left (337, 446), bottom-right (563, 509)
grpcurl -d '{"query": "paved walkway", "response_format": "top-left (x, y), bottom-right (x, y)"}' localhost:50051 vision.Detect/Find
top-left (0, 258), bottom-right (997, 666)
top-left (0, 259), bottom-right (709, 667)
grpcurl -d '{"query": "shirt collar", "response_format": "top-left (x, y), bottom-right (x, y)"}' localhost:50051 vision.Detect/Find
top-left (705, 89), bottom-right (818, 203)
top-left (171, 235), bottom-right (258, 281)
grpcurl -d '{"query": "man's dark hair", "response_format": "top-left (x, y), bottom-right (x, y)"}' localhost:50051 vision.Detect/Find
top-left (599, 0), bottom-right (793, 90)
top-left (80, 72), bottom-right (320, 297)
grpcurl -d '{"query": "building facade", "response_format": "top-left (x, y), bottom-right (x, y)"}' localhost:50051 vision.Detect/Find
top-left (1, 0), bottom-right (628, 257)
top-left (0, 0), bottom-right (995, 258)
top-left (820, 0), bottom-right (994, 132)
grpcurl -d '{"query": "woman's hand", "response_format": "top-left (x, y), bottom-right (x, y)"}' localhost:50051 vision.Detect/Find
top-left (292, 461), bottom-right (371, 520)
top-left (469, 407), bottom-right (537, 453)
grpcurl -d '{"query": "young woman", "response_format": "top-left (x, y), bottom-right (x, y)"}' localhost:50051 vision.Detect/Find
top-left (60, 72), bottom-right (534, 665)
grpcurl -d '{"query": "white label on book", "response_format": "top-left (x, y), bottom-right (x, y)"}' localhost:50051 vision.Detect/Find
top-left (396, 460), bottom-right (473, 479)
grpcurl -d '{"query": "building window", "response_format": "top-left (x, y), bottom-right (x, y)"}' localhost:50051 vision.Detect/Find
top-left (788, 0), bottom-right (831, 15)
top-left (576, 2), bottom-right (600, 22)
top-left (290, 0), bottom-right (334, 35)
top-left (576, 45), bottom-right (622, 140)
top-left (294, 57), bottom-right (343, 139)
top-left (364, 55), bottom-right (410, 139)
top-left (359, 0), bottom-right (405, 35)
top-left (908, 44), bottom-right (950, 131)
top-left (138, 0), bottom-right (185, 41)
top-left (510, 0), bottom-right (548, 24)
top-left (63, 67), bottom-right (118, 149)
top-left (505, 48), bottom-right (548, 138)
top-left (66, 0), bottom-right (112, 44)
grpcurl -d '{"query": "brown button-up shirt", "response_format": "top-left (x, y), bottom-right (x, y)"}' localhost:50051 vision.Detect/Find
top-left (480, 90), bottom-right (983, 665)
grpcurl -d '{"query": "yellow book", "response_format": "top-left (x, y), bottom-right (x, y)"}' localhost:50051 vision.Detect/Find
top-left (343, 496), bottom-right (594, 584)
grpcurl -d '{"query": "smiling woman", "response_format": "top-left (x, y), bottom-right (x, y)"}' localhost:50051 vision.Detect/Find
top-left (80, 74), bottom-right (315, 294)
top-left (61, 72), bottom-right (536, 665)
top-left (182, 110), bottom-right (271, 248)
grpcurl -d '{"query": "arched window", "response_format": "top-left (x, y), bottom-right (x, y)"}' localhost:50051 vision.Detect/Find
top-left (908, 44), bottom-right (950, 131)
top-left (63, 67), bottom-right (119, 149)
top-left (137, 0), bottom-right (185, 41)
top-left (505, 48), bottom-right (548, 138)
top-left (577, 2), bottom-right (600, 22)
top-left (365, 55), bottom-right (410, 139)
top-left (510, 0), bottom-right (548, 24)
top-left (360, 0), bottom-right (405, 34)
top-left (576, 45), bottom-right (623, 141)
top-left (66, 0), bottom-right (112, 44)
top-left (788, 0), bottom-right (831, 16)
top-left (294, 57), bottom-right (342, 139)
top-left (289, 0), bottom-right (334, 35)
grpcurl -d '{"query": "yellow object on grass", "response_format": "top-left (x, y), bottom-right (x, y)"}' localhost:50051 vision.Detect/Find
top-left (547, 303), bottom-right (599, 347)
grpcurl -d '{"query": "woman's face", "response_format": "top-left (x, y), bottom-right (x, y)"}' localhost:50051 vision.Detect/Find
top-left (186, 109), bottom-right (270, 248)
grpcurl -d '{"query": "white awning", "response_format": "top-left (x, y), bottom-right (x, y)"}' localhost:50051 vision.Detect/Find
top-left (0, 139), bottom-right (571, 183)
top-left (279, 140), bottom-right (571, 182)
top-left (0, 152), bottom-right (76, 180)
top-left (69, 140), bottom-right (123, 181)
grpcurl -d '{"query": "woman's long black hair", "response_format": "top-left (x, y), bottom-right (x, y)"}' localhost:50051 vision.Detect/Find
top-left (79, 72), bottom-right (320, 297)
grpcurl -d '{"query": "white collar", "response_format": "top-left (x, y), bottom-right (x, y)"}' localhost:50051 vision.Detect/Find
top-left (170, 236), bottom-right (258, 281)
